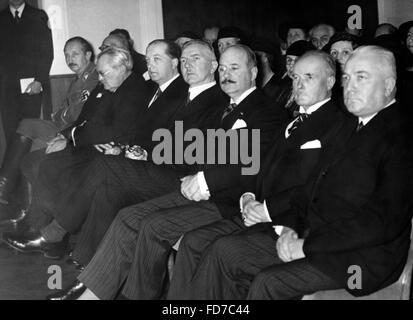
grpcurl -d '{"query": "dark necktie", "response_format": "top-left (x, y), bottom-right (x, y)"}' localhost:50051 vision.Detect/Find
top-left (222, 103), bottom-right (237, 120)
top-left (14, 10), bottom-right (20, 23)
top-left (287, 113), bottom-right (308, 137)
top-left (184, 91), bottom-right (191, 106)
top-left (356, 121), bottom-right (364, 132)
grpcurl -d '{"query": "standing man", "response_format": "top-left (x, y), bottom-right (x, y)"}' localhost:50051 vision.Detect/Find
top-left (0, 0), bottom-right (53, 146)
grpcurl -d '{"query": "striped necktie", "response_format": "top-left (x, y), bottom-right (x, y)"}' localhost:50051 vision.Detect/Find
top-left (287, 113), bottom-right (308, 137)
top-left (222, 103), bottom-right (237, 120)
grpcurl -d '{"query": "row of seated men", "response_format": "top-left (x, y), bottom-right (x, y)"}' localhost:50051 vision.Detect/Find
top-left (0, 24), bottom-right (412, 300)
top-left (183, 22), bottom-right (413, 117)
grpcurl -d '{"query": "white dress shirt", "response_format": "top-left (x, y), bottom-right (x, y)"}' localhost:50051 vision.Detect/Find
top-left (196, 86), bottom-right (257, 196)
top-left (148, 74), bottom-right (180, 107)
top-left (10, 2), bottom-right (25, 17)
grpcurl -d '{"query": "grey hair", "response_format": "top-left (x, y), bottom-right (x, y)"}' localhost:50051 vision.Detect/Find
top-left (349, 45), bottom-right (397, 80)
top-left (223, 44), bottom-right (257, 69)
top-left (309, 24), bottom-right (336, 37)
top-left (296, 50), bottom-right (336, 78)
top-left (181, 39), bottom-right (217, 62)
top-left (97, 47), bottom-right (133, 72)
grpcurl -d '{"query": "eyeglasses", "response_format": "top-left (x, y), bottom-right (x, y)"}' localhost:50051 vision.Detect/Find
top-left (218, 65), bottom-right (239, 73)
top-left (98, 69), bottom-right (112, 78)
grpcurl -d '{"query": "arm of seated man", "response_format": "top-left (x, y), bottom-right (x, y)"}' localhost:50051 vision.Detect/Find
top-left (45, 133), bottom-right (67, 154)
top-left (180, 172), bottom-right (211, 202)
top-left (276, 227), bottom-right (305, 262)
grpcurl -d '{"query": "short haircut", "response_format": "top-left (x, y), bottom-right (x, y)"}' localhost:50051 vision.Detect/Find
top-left (110, 28), bottom-right (134, 51)
top-left (181, 39), bottom-right (217, 61)
top-left (309, 24), bottom-right (335, 37)
top-left (296, 50), bottom-right (336, 78)
top-left (349, 45), bottom-right (397, 80)
top-left (223, 44), bottom-right (257, 69)
top-left (147, 39), bottom-right (181, 60)
top-left (64, 36), bottom-right (95, 62)
top-left (98, 47), bottom-right (133, 72)
top-left (104, 34), bottom-right (130, 51)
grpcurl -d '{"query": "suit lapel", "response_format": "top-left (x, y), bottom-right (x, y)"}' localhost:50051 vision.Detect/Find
top-left (221, 89), bottom-right (262, 130)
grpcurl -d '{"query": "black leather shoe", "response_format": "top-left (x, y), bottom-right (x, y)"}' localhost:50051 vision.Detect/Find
top-left (2, 232), bottom-right (68, 259)
top-left (46, 280), bottom-right (87, 300)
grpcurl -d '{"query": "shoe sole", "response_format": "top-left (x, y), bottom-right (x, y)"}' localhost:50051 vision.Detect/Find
top-left (3, 240), bottom-right (64, 260)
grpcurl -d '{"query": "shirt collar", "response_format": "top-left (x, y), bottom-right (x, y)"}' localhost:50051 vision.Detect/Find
top-left (230, 86), bottom-right (257, 105)
top-left (299, 98), bottom-right (331, 115)
top-left (10, 2), bottom-right (25, 17)
top-left (188, 81), bottom-right (216, 101)
top-left (159, 74), bottom-right (180, 93)
top-left (358, 99), bottom-right (396, 125)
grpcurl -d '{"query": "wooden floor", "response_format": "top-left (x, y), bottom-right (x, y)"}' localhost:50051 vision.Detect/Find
top-left (0, 223), bottom-right (79, 300)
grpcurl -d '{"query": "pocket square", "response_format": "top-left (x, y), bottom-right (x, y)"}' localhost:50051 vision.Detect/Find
top-left (300, 139), bottom-right (321, 149)
top-left (231, 119), bottom-right (247, 130)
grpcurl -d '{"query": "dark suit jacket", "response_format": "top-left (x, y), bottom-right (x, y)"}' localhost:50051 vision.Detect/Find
top-left (61, 72), bottom-right (149, 147)
top-left (256, 100), bottom-right (353, 219)
top-left (159, 84), bottom-right (229, 173)
top-left (133, 76), bottom-right (188, 153)
top-left (0, 4), bottom-right (53, 87)
top-left (202, 89), bottom-right (289, 210)
top-left (282, 103), bottom-right (413, 296)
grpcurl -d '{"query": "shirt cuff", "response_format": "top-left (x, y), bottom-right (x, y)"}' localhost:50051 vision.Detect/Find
top-left (240, 192), bottom-right (256, 212)
top-left (197, 172), bottom-right (211, 197)
top-left (262, 200), bottom-right (273, 222)
top-left (71, 127), bottom-right (77, 147)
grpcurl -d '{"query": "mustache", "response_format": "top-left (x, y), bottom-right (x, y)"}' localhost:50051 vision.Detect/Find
top-left (221, 79), bottom-right (236, 84)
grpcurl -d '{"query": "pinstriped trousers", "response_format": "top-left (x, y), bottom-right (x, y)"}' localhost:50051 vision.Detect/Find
top-left (168, 219), bottom-right (340, 300)
top-left (66, 155), bottom-right (187, 266)
top-left (78, 191), bottom-right (222, 300)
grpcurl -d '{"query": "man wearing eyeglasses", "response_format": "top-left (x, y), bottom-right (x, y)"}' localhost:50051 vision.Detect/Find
top-left (2, 48), bottom-right (149, 255)
top-left (46, 44), bottom-right (287, 300)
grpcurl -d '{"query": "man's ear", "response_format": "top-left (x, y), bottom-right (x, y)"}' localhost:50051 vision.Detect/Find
top-left (86, 51), bottom-right (92, 62)
top-left (211, 60), bottom-right (218, 74)
top-left (327, 75), bottom-right (336, 91)
top-left (172, 58), bottom-right (179, 70)
top-left (251, 66), bottom-right (258, 82)
top-left (384, 77), bottom-right (396, 97)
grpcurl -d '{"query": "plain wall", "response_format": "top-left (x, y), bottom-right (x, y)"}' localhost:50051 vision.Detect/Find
top-left (40, 0), bottom-right (163, 75)
top-left (378, 0), bottom-right (413, 27)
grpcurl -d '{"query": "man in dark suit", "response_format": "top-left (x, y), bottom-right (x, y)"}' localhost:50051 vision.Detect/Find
top-left (48, 44), bottom-right (286, 300)
top-left (39, 39), bottom-right (228, 272)
top-left (168, 46), bottom-right (413, 300)
top-left (2, 39), bottom-right (187, 256)
top-left (0, 0), bottom-right (53, 145)
top-left (2, 47), bottom-right (149, 255)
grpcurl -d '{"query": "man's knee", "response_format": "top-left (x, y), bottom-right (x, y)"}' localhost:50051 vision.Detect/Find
top-left (248, 269), bottom-right (276, 299)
